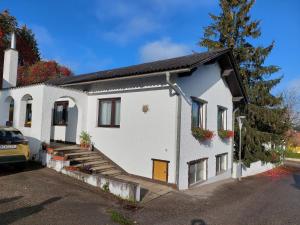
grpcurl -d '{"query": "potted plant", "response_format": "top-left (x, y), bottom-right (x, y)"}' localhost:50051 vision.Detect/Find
top-left (79, 131), bottom-right (91, 149)
top-left (218, 130), bottom-right (234, 139)
top-left (192, 127), bottom-right (214, 142)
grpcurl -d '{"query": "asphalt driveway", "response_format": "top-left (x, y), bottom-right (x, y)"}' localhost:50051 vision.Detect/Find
top-left (0, 162), bottom-right (123, 225)
top-left (1, 162), bottom-right (300, 225)
top-left (128, 166), bottom-right (300, 225)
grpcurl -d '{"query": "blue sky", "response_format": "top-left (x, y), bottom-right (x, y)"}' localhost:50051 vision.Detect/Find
top-left (1, 0), bottom-right (300, 93)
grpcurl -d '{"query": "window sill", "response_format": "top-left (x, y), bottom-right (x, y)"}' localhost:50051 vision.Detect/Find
top-left (24, 124), bottom-right (31, 128)
top-left (216, 170), bottom-right (227, 176)
top-left (97, 125), bottom-right (120, 128)
top-left (53, 124), bottom-right (68, 127)
top-left (189, 179), bottom-right (207, 188)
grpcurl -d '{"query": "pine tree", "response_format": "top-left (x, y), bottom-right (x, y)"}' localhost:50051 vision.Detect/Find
top-left (200, 0), bottom-right (290, 165)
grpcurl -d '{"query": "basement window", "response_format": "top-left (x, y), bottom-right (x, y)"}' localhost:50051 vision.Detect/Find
top-left (216, 153), bottom-right (228, 175)
top-left (98, 98), bottom-right (121, 128)
top-left (53, 101), bottom-right (69, 126)
top-left (188, 158), bottom-right (207, 186)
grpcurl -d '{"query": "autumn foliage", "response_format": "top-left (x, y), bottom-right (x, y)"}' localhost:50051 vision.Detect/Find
top-left (0, 10), bottom-right (72, 87)
top-left (18, 61), bottom-right (72, 86)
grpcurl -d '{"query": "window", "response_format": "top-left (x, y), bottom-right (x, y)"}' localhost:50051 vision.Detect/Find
top-left (188, 158), bottom-right (207, 185)
top-left (8, 101), bottom-right (14, 124)
top-left (216, 153), bottom-right (228, 175)
top-left (24, 102), bottom-right (32, 127)
top-left (191, 97), bottom-right (207, 129)
top-left (98, 98), bottom-right (121, 127)
top-left (217, 106), bottom-right (227, 130)
top-left (53, 101), bottom-right (69, 126)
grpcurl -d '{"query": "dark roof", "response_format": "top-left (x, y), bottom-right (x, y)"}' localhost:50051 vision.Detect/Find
top-left (46, 48), bottom-right (231, 86)
top-left (45, 47), bottom-right (247, 102)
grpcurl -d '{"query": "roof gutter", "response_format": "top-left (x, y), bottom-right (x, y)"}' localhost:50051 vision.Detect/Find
top-left (61, 68), bottom-right (191, 87)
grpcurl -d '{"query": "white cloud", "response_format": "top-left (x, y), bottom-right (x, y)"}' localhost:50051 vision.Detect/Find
top-left (139, 38), bottom-right (190, 62)
top-left (95, 0), bottom-right (217, 44)
top-left (30, 24), bottom-right (54, 45)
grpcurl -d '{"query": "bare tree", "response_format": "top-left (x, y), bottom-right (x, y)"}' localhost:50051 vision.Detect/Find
top-left (283, 87), bottom-right (300, 129)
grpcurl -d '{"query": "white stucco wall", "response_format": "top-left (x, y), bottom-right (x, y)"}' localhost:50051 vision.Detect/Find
top-left (177, 63), bottom-right (234, 189)
top-left (85, 77), bottom-right (178, 184)
top-left (0, 85), bottom-right (87, 157)
top-left (0, 85), bottom-right (46, 157)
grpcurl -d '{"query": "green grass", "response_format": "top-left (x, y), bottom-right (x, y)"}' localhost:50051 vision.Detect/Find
top-left (285, 151), bottom-right (300, 159)
top-left (110, 210), bottom-right (135, 225)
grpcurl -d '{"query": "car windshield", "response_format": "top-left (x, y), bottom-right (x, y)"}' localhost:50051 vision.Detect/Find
top-left (0, 130), bottom-right (25, 144)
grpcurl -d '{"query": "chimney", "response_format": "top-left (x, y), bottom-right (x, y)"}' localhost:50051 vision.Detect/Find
top-left (2, 32), bottom-right (18, 89)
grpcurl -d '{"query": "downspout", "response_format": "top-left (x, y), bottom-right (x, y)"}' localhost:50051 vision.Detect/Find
top-left (166, 71), bottom-right (182, 188)
top-left (231, 107), bottom-right (239, 174)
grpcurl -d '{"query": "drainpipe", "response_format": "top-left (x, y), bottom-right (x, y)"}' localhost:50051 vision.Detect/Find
top-left (166, 71), bottom-right (182, 188)
top-left (232, 107), bottom-right (239, 175)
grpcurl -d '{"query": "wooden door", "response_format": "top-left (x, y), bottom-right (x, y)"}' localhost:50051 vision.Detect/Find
top-left (152, 159), bottom-right (169, 182)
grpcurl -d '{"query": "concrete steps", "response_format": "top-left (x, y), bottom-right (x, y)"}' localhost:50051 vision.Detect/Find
top-left (51, 144), bottom-right (126, 178)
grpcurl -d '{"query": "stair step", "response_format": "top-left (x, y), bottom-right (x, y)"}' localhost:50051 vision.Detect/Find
top-left (65, 151), bottom-right (98, 157)
top-left (100, 169), bottom-right (123, 176)
top-left (70, 156), bottom-right (103, 162)
top-left (74, 160), bottom-right (109, 167)
top-left (91, 165), bottom-right (116, 171)
top-left (53, 145), bottom-right (81, 150)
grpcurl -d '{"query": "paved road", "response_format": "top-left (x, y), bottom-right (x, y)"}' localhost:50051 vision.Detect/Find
top-left (0, 162), bottom-right (121, 225)
top-left (1, 163), bottom-right (300, 225)
top-left (128, 166), bottom-right (300, 225)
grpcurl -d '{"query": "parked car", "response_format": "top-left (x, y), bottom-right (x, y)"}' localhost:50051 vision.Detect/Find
top-left (0, 126), bottom-right (30, 167)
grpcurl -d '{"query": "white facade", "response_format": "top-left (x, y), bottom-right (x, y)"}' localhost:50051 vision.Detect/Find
top-left (0, 59), bottom-right (241, 190)
top-left (177, 63), bottom-right (233, 189)
top-left (0, 85), bottom-right (87, 157)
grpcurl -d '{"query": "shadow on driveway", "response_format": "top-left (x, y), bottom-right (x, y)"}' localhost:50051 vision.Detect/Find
top-left (293, 173), bottom-right (300, 190)
top-left (0, 161), bottom-right (43, 177)
top-left (0, 197), bottom-right (62, 225)
top-left (0, 196), bottom-right (23, 205)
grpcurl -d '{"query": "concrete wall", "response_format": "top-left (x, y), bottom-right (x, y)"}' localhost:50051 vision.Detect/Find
top-left (232, 161), bottom-right (276, 178)
top-left (177, 63), bottom-right (234, 189)
top-left (85, 76), bottom-right (178, 184)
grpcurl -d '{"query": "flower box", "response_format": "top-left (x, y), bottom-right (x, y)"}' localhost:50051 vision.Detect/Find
top-left (218, 130), bottom-right (234, 139)
top-left (192, 128), bottom-right (214, 142)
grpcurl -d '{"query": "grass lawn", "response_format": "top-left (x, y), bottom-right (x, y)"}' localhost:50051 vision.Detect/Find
top-left (285, 151), bottom-right (300, 159)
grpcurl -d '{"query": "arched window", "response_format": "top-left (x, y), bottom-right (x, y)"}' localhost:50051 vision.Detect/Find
top-left (5, 96), bottom-right (14, 126)
top-left (21, 95), bottom-right (33, 127)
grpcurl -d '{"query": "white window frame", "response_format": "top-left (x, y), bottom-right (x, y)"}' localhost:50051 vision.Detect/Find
top-left (216, 153), bottom-right (228, 175)
top-left (191, 97), bottom-right (207, 129)
top-left (217, 106), bottom-right (227, 130)
top-left (188, 158), bottom-right (208, 186)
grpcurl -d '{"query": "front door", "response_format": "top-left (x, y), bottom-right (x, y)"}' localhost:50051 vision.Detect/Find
top-left (152, 159), bottom-right (169, 182)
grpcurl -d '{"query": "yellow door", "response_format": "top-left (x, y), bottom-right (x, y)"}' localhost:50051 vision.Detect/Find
top-left (153, 160), bottom-right (168, 182)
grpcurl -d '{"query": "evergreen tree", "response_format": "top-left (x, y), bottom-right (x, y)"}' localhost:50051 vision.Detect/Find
top-left (200, 0), bottom-right (290, 165)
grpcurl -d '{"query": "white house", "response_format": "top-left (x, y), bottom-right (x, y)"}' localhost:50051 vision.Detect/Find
top-left (0, 35), bottom-right (247, 190)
